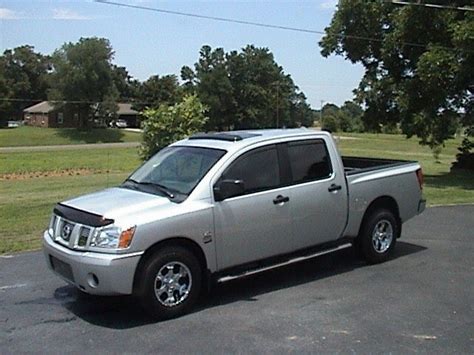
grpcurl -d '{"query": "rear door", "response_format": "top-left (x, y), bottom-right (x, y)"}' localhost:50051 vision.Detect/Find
top-left (285, 138), bottom-right (348, 247)
top-left (212, 144), bottom-right (294, 269)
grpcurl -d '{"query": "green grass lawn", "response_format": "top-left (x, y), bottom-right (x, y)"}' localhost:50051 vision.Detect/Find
top-left (0, 126), bottom-right (142, 147)
top-left (0, 147), bottom-right (140, 175)
top-left (0, 133), bottom-right (472, 254)
top-left (337, 133), bottom-right (474, 206)
top-left (0, 173), bottom-right (130, 254)
top-left (0, 147), bottom-right (141, 254)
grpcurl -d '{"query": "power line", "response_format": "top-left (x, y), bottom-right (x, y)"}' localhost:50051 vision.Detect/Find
top-left (388, 1), bottom-right (474, 12)
top-left (95, 0), bottom-right (327, 36)
top-left (0, 98), bottom-right (156, 106)
top-left (94, 0), bottom-right (473, 53)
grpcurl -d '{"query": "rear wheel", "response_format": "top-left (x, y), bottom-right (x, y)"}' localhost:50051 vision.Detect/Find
top-left (137, 246), bottom-right (202, 320)
top-left (358, 209), bottom-right (399, 264)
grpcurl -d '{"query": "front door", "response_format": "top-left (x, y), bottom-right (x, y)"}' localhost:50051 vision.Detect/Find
top-left (213, 145), bottom-right (293, 269)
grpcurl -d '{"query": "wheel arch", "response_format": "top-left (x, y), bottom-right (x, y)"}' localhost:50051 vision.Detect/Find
top-left (133, 236), bottom-right (209, 294)
top-left (358, 195), bottom-right (401, 238)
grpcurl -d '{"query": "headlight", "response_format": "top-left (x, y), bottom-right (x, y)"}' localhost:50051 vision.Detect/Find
top-left (90, 225), bottom-right (136, 249)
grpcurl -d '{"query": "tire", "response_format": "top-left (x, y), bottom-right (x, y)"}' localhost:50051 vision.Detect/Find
top-left (136, 246), bottom-right (202, 320)
top-left (358, 209), bottom-right (399, 264)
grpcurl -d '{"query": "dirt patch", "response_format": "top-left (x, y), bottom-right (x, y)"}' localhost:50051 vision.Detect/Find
top-left (0, 168), bottom-right (106, 180)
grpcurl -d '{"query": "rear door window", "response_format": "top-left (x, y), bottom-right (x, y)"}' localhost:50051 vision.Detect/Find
top-left (287, 140), bottom-right (332, 183)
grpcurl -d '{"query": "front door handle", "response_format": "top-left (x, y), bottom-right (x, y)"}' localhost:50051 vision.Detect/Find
top-left (273, 195), bottom-right (290, 204)
top-left (328, 184), bottom-right (342, 192)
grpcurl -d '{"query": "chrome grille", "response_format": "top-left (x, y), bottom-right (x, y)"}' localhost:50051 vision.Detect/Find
top-left (60, 221), bottom-right (74, 242)
top-left (78, 227), bottom-right (91, 247)
top-left (51, 214), bottom-right (93, 250)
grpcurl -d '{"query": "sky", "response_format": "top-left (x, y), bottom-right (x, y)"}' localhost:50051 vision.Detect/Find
top-left (0, 0), bottom-right (365, 109)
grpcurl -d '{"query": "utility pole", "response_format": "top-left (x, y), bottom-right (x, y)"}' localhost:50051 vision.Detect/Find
top-left (320, 100), bottom-right (325, 124)
top-left (272, 82), bottom-right (281, 128)
top-left (276, 84), bottom-right (280, 128)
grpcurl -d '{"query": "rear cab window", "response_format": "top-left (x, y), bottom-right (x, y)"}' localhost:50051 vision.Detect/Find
top-left (287, 139), bottom-right (332, 184)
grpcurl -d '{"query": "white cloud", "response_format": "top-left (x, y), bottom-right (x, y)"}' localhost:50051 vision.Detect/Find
top-left (320, 0), bottom-right (338, 10)
top-left (52, 8), bottom-right (91, 20)
top-left (0, 7), bottom-right (21, 19)
top-left (0, 7), bottom-right (93, 20)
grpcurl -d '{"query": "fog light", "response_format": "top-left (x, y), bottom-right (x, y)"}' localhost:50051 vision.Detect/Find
top-left (87, 273), bottom-right (99, 288)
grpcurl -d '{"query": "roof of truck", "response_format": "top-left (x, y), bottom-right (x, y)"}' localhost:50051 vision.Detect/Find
top-left (172, 128), bottom-right (331, 153)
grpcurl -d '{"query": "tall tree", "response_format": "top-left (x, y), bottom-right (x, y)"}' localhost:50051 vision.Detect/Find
top-left (340, 100), bottom-right (364, 132)
top-left (320, 101), bottom-right (364, 132)
top-left (111, 65), bottom-right (140, 101)
top-left (48, 37), bottom-right (118, 127)
top-left (320, 0), bottom-right (473, 151)
top-left (182, 45), bottom-right (313, 131)
top-left (182, 46), bottom-right (236, 130)
top-left (226, 45), bottom-right (296, 129)
top-left (320, 103), bottom-right (341, 132)
top-left (0, 45), bottom-right (50, 124)
top-left (133, 74), bottom-right (181, 112)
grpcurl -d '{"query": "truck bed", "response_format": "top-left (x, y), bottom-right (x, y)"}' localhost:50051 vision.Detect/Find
top-left (341, 156), bottom-right (422, 238)
top-left (342, 156), bottom-right (415, 176)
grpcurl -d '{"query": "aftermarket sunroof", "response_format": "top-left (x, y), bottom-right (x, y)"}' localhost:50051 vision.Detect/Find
top-left (189, 132), bottom-right (261, 142)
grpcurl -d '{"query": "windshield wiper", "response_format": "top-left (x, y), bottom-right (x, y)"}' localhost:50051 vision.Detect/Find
top-left (143, 182), bottom-right (175, 199)
top-left (123, 179), bottom-right (175, 199)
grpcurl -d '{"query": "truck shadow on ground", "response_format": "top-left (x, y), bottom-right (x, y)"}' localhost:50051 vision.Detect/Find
top-left (57, 241), bottom-right (426, 329)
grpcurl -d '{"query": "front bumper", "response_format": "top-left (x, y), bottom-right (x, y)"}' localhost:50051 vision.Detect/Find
top-left (43, 231), bottom-right (143, 295)
top-left (418, 199), bottom-right (426, 214)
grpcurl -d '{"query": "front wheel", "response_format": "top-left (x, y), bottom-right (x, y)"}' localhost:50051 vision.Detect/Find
top-left (137, 246), bottom-right (202, 320)
top-left (358, 209), bottom-right (399, 264)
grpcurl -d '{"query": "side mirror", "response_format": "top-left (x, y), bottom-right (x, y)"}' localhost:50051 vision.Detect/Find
top-left (213, 179), bottom-right (245, 201)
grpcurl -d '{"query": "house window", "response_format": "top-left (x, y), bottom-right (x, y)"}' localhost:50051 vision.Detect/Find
top-left (73, 113), bottom-right (79, 121)
top-left (57, 112), bottom-right (64, 124)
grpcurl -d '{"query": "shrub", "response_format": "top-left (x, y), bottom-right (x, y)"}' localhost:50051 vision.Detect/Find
top-left (451, 127), bottom-right (474, 171)
top-left (140, 94), bottom-right (208, 160)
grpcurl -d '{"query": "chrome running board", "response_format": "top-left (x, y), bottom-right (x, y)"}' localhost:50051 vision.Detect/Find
top-left (217, 242), bottom-right (352, 283)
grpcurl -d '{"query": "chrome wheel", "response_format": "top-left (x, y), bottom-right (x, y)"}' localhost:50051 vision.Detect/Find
top-left (154, 261), bottom-right (192, 307)
top-left (371, 219), bottom-right (393, 253)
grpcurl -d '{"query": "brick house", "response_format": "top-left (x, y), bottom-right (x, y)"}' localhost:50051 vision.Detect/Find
top-left (115, 103), bottom-right (141, 128)
top-left (23, 101), bottom-right (79, 128)
top-left (23, 101), bottom-right (141, 128)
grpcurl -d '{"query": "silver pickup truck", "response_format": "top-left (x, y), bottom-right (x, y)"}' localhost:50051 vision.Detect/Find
top-left (43, 129), bottom-right (425, 319)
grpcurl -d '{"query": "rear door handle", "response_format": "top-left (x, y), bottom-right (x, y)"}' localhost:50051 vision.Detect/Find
top-left (273, 195), bottom-right (290, 204)
top-left (328, 184), bottom-right (342, 192)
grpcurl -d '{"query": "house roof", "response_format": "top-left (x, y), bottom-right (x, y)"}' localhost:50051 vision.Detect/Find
top-left (24, 101), bottom-right (55, 113)
top-left (117, 103), bottom-right (139, 115)
top-left (24, 101), bottom-right (140, 115)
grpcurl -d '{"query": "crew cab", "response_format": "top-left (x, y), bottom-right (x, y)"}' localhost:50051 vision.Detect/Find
top-left (43, 129), bottom-right (425, 319)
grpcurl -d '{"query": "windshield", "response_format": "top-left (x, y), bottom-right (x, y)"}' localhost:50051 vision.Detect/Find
top-left (122, 146), bottom-right (226, 201)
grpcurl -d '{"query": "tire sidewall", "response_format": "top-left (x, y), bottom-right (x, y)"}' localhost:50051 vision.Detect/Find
top-left (360, 209), bottom-right (398, 264)
top-left (138, 246), bottom-right (202, 320)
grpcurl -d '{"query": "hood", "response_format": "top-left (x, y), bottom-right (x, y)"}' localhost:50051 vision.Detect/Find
top-left (61, 187), bottom-right (172, 220)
